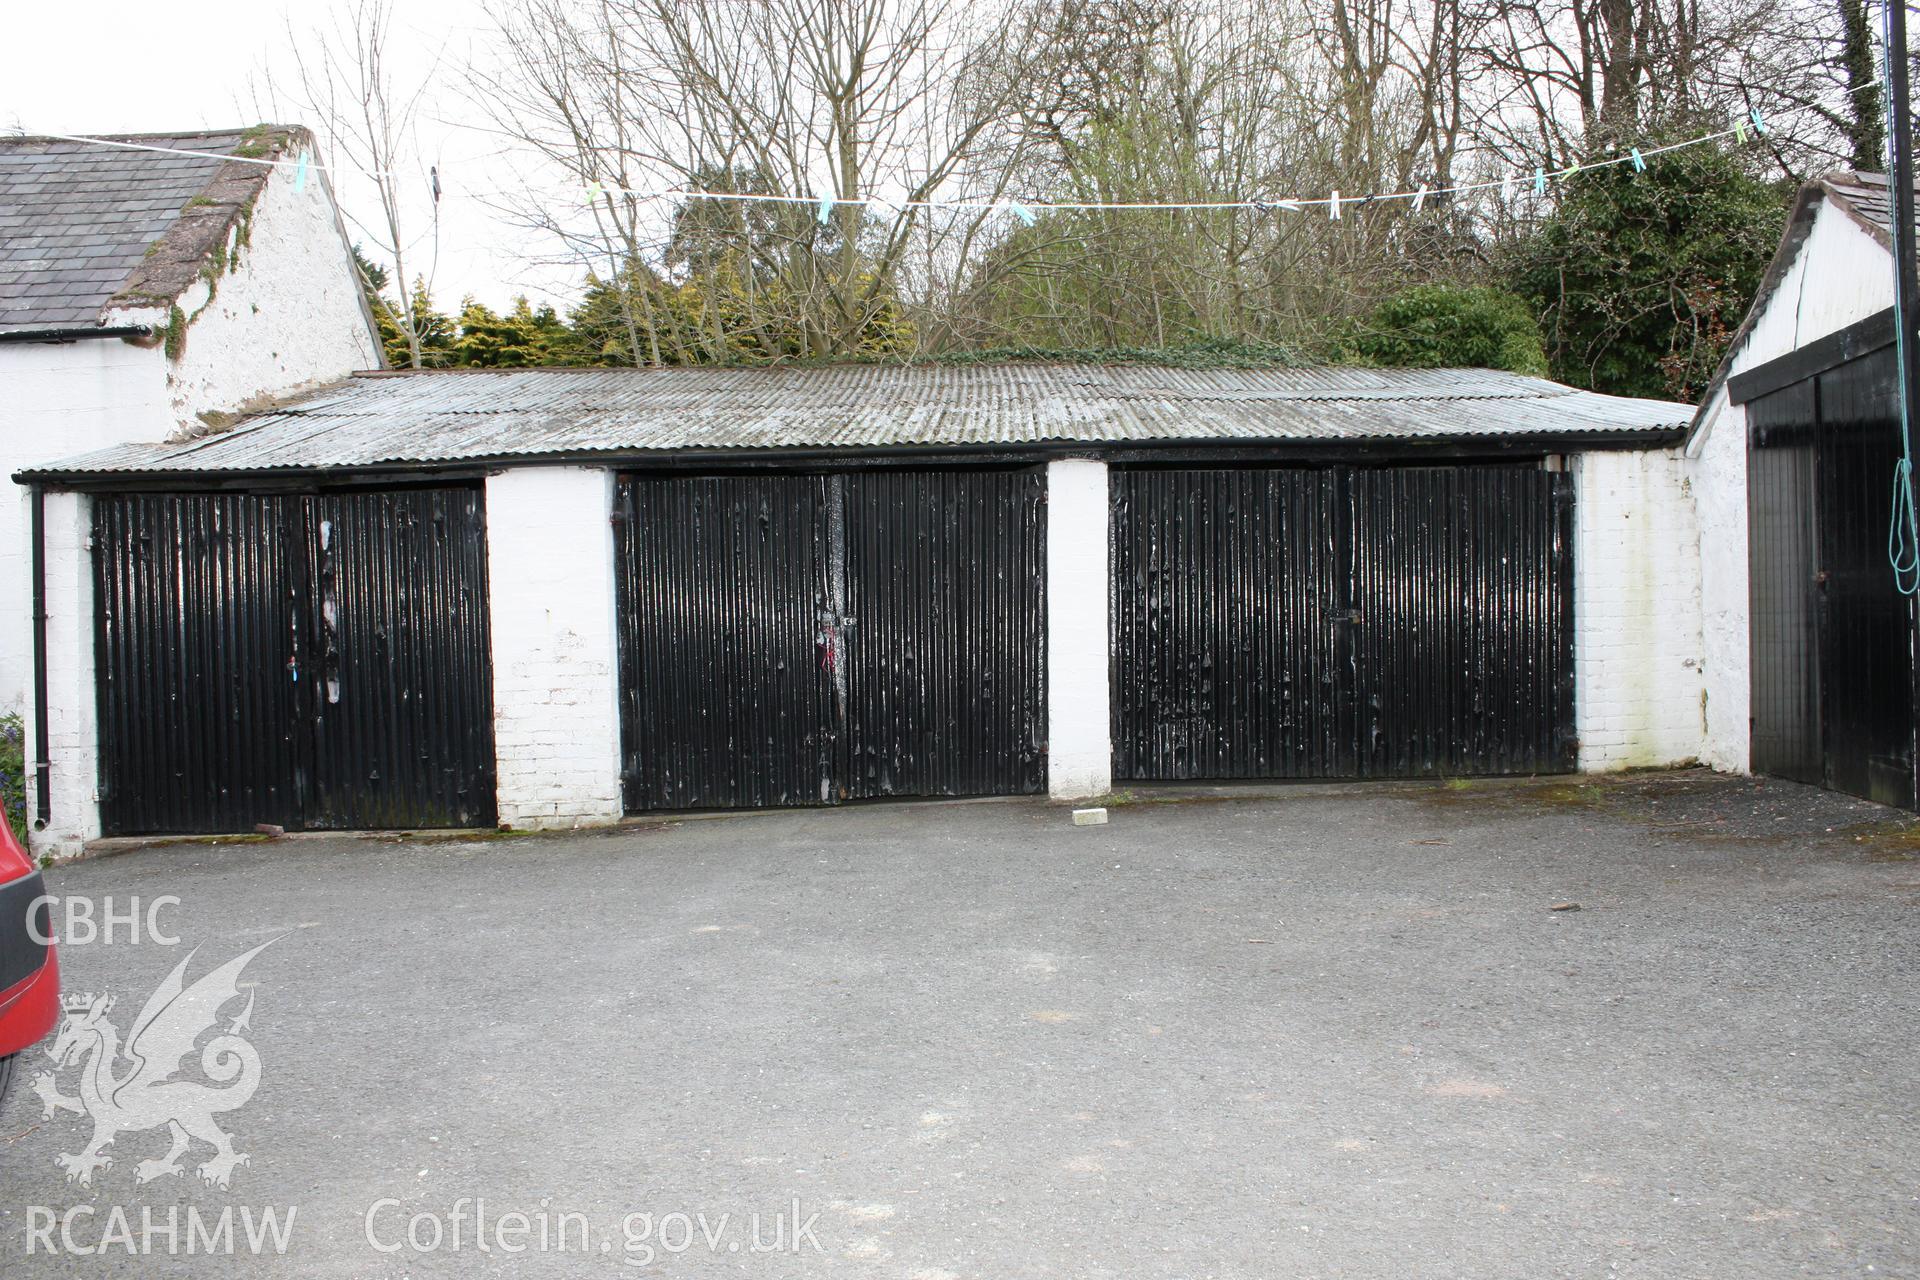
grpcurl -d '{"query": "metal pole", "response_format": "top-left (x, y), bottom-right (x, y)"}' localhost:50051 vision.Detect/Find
top-left (1889, 0), bottom-right (1920, 425)
top-left (1891, 0), bottom-right (1920, 806)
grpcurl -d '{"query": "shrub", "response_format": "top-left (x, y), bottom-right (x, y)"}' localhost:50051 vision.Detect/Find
top-left (0, 714), bottom-right (25, 843)
top-left (1344, 285), bottom-right (1550, 377)
top-left (1505, 142), bottom-right (1787, 400)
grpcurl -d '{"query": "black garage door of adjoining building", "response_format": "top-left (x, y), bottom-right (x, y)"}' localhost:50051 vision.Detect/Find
top-left (93, 488), bottom-right (497, 835)
top-left (614, 469), bottom-right (1047, 811)
top-left (1743, 326), bottom-right (1917, 810)
top-left (1111, 463), bottom-right (1576, 781)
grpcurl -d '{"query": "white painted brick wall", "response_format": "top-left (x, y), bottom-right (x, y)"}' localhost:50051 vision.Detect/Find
top-left (1690, 400), bottom-right (1752, 772)
top-left (1046, 459), bottom-right (1112, 799)
top-left (0, 341), bottom-right (168, 717)
top-left (485, 467), bottom-right (625, 829)
top-left (26, 490), bottom-right (100, 860)
top-left (1574, 449), bottom-right (1706, 770)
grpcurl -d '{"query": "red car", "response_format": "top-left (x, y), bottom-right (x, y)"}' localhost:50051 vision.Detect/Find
top-left (0, 801), bottom-right (58, 1105)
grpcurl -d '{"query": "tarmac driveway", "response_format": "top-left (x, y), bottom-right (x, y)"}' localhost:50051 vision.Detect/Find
top-left (1, 773), bottom-right (1916, 1278)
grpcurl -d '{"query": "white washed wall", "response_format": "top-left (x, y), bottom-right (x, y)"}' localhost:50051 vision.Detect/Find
top-left (1690, 401), bottom-right (1753, 772)
top-left (0, 339), bottom-right (168, 718)
top-left (1045, 458), bottom-right (1112, 800)
top-left (1573, 448), bottom-right (1706, 770)
top-left (159, 162), bottom-right (381, 429)
top-left (485, 467), bottom-right (625, 829)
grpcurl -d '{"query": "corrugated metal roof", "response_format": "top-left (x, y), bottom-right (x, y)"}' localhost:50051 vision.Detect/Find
top-left (19, 363), bottom-right (1691, 479)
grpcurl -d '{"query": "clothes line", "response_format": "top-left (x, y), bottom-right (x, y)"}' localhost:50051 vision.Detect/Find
top-left (12, 82), bottom-right (1871, 218)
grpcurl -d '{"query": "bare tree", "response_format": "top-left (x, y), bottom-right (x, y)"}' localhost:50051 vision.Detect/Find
top-left (1458, 0), bottom-right (1854, 174)
top-left (282, 0), bottom-right (444, 368)
top-left (474, 0), bottom-right (1057, 362)
top-left (454, 0), bottom-right (1857, 361)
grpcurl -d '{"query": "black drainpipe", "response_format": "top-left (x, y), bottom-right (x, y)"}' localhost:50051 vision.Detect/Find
top-left (0, 325), bottom-right (151, 345)
top-left (29, 486), bottom-right (51, 830)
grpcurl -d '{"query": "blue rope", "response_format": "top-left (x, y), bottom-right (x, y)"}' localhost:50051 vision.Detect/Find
top-left (1891, 456), bottom-right (1920, 594)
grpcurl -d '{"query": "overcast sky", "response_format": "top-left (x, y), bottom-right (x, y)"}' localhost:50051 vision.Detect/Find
top-left (0, 1), bottom-right (574, 311)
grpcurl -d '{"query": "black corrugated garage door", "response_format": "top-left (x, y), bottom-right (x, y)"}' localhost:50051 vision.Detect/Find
top-left (93, 488), bottom-right (497, 834)
top-left (1747, 345), bottom-right (1917, 808)
top-left (1110, 464), bottom-right (1575, 780)
top-left (613, 469), bottom-right (1047, 810)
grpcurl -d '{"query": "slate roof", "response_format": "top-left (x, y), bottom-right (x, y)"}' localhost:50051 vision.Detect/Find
top-left (17, 363), bottom-right (1693, 480)
top-left (1822, 169), bottom-right (1908, 243)
top-left (0, 127), bottom-right (302, 334)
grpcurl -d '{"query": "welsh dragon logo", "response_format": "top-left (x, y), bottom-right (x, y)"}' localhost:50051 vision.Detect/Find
top-left (31, 939), bottom-right (279, 1190)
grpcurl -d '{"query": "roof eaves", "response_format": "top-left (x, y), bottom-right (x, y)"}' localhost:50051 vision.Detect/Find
top-left (13, 424), bottom-right (1688, 486)
top-left (1818, 169), bottom-right (1915, 244)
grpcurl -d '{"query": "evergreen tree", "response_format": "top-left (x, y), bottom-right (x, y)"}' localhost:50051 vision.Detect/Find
top-left (452, 296), bottom-right (569, 367)
top-left (350, 243), bottom-right (410, 366)
top-left (1506, 144), bottom-right (1787, 400)
top-left (402, 278), bottom-right (457, 369)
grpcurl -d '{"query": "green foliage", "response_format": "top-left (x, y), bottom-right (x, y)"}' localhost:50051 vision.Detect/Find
top-left (349, 235), bottom-right (915, 371)
top-left (351, 243), bottom-right (390, 297)
top-left (563, 269), bottom-right (649, 366)
top-left (957, 210), bottom-right (1226, 351)
top-left (351, 245), bottom-right (412, 367)
top-left (1839, 0), bottom-right (1885, 170)
top-left (561, 254), bottom-right (913, 367)
top-left (1505, 143), bottom-right (1788, 400)
top-left (0, 714), bottom-right (25, 842)
top-left (369, 306), bottom-right (408, 367)
top-left (1343, 285), bottom-right (1549, 377)
top-left (162, 304), bottom-right (188, 361)
top-left (924, 337), bottom-right (1299, 370)
top-left (384, 278), bottom-right (456, 369)
top-left (451, 297), bottom-right (571, 368)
